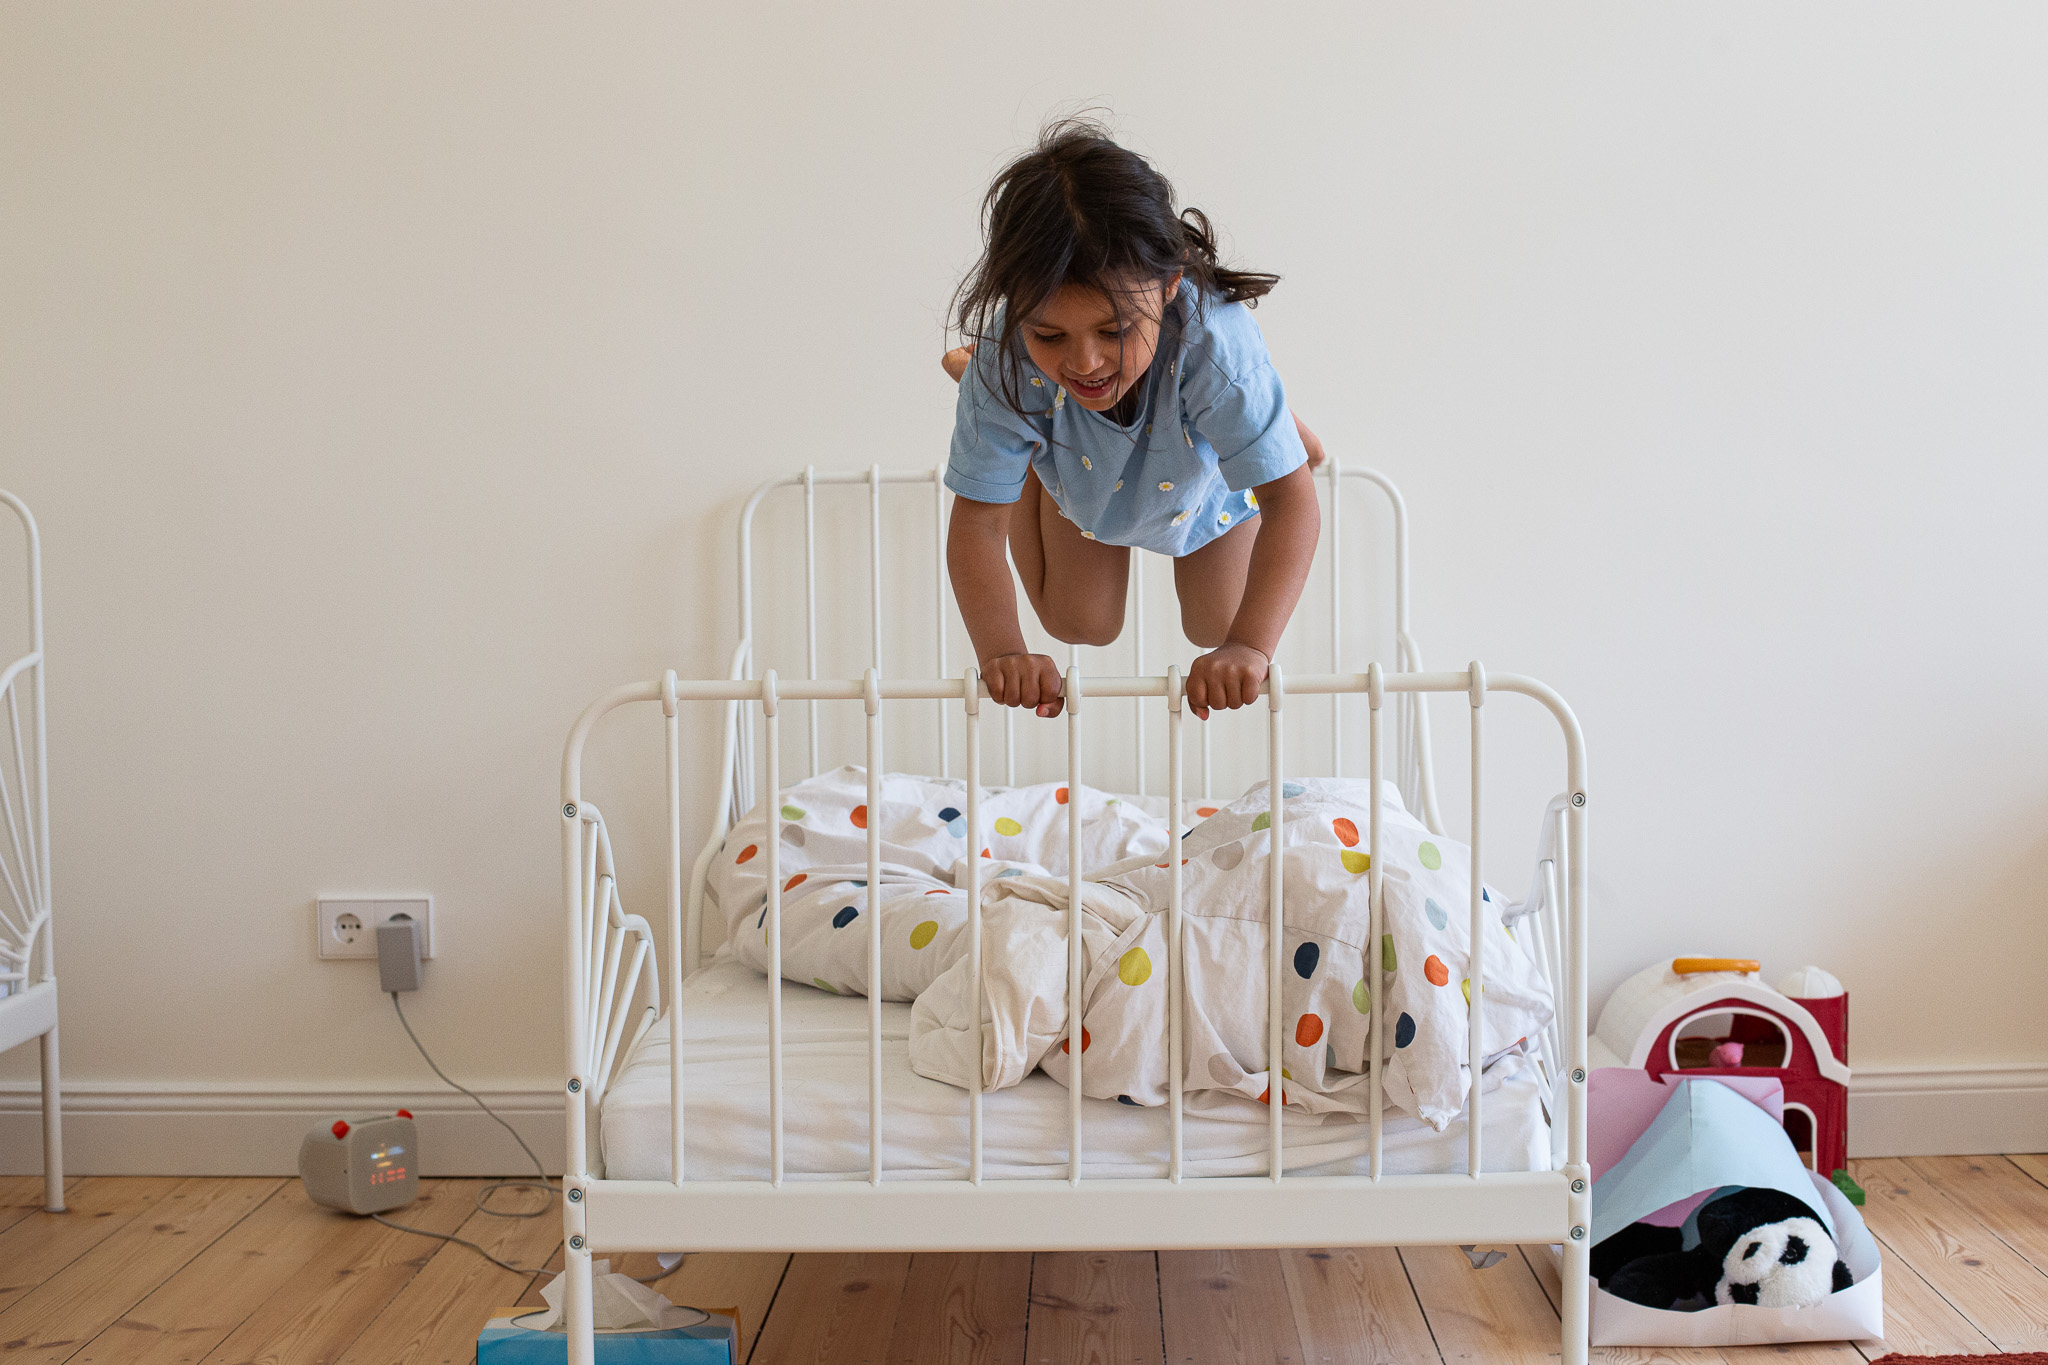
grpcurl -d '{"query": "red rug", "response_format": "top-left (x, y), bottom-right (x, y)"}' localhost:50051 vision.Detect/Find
top-left (1867, 1356), bottom-right (2048, 1364)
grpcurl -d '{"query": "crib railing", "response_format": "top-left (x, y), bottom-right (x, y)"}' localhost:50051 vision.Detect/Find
top-left (0, 494), bottom-right (50, 1003)
top-left (563, 665), bottom-right (1588, 1310)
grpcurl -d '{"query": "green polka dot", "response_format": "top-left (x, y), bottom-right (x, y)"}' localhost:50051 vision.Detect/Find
top-left (1251, 812), bottom-right (1271, 832)
top-left (909, 920), bottom-right (938, 950)
top-left (1381, 934), bottom-right (1398, 973)
top-left (994, 817), bottom-right (1023, 836)
top-left (1352, 980), bottom-right (1370, 1014)
top-left (1340, 849), bottom-right (1369, 874)
top-left (780, 804), bottom-right (805, 820)
top-left (1418, 841), bottom-right (1442, 870)
top-left (813, 978), bottom-right (837, 994)
top-left (1118, 946), bottom-right (1152, 986)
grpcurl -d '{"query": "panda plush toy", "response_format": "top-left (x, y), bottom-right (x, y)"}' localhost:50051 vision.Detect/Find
top-left (1593, 1187), bottom-right (1854, 1313)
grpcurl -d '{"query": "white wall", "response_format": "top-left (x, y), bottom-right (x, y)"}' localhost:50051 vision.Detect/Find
top-left (3, 3), bottom-right (2045, 1169)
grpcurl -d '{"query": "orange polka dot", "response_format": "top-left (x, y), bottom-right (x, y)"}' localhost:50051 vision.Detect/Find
top-left (980, 848), bottom-right (992, 858)
top-left (1259, 1086), bottom-right (1287, 1106)
top-left (783, 873), bottom-right (806, 891)
top-left (925, 888), bottom-right (948, 895)
top-left (1295, 1014), bottom-right (1324, 1046)
top-left (1061, 1028), bottom-right (1091, 1055)
top-left (849, 805), bottom-right (867, 829)
top-left (1332, 818), bottom-right (1359, 847)
top-left (1424, 954), bottom-right (1451, 987)
top-left (1197, 806), bottom-right (1219, 818)
top-left (735, 845), bottom-right (758, 864)
top-left (1055, 786), bottom-right (1069, 805)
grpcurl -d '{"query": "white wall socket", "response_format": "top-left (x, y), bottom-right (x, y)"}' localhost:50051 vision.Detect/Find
top-left (316, 896), bottom-right (434, 960)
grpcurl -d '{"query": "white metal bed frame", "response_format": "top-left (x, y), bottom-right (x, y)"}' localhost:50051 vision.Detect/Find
top-left (559, 465), bottom-right (1591, 1365)
top-left (0, 491), bottom-right (62, 1213)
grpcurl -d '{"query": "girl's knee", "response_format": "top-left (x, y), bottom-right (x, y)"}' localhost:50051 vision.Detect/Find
top-left (1040, 601), bottom-right (1125, 648)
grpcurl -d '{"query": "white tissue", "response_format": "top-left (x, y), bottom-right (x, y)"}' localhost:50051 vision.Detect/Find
top-left (528, 1261), bottom-right (689, 1332)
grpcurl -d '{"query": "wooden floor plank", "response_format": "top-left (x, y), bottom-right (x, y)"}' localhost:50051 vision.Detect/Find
top-left (194, 1178), bottom-right (481, 1365)
top-left (886, 1252), bottom-right (1031, 1365)
top-left (1905, 1154), bottom-right (2048, 1275)
top-left (0, 1175), bottom-right (71, 1237)
top-left (1848, 1235), bottom-right (1998, 1361)
top-left (1399, 1244), bottom-right (1560, 1365)
top-left (2009, 1152), bottom-right (2048, 1188)
top-left (1279, 1246), bottom-right (1441, 1365)
top-left (0, 1178), bottom-right (183, 1315)
top-left (1026, 1251), bottom-right (1162, 1365)
top-left (332, 1185), bottom-right (564, 1365)
top-left (752, 1252), bottom-right (911, 1365)
top-left (1158, 1250), bottom-right (1302, 1365)
top-left (1852, 1156), bottom-right (2048, 1353)
top-left (70, 1182), bottom-right (372, 1365)
top-left (0, 1176), bottom-right (280, 1365)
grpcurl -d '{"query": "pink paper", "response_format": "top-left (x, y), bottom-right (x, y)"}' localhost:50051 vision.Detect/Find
top-left (1587, 1068), bottom-right (1783, 1185)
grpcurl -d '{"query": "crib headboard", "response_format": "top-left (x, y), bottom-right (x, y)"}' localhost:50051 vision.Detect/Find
top-left (722, 462), bottom-right (1444, 832)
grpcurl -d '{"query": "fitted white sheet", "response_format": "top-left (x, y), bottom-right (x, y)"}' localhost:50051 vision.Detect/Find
top-left (599, 956), bottom-right (1555, 1182)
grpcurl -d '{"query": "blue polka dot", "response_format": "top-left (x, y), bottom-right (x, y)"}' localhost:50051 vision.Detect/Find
top-left (832, 905), bottom-right (859, 929)
top-left (850, 880), bottom-right (866, 888)
top-left (1482, 887), bottom-right (1491, 902)
top-left (946, 817), bottom-right (967, 837)
top-left (1395, 1012), bottom-right (1417, 1048)
top-left (1116, 1094), bottom-right (1139, 1106)
top-left (1425, 899), bottom-right (1449, 930)
top-left (1282, 781), bottom-right (1306, 798)
top-left (994, 867), bottom-right (1024, 879)
top-left (1293, 942), bottom-right (1320, 979)
top-left (938, 807), bottom-right (961, 822)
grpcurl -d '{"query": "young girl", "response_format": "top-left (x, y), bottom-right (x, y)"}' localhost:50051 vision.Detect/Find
top-left (944, 120), bottom-right (1325, 721)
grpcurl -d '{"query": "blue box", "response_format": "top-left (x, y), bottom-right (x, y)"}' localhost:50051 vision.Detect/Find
top-left (475, 1307), bottom-right (736, 1364)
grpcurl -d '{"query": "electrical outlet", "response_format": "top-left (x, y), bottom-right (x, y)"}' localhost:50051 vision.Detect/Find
top-left (317, 897), bottom-right (434, 961)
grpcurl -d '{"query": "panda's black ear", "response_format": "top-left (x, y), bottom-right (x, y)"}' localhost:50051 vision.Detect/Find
top-left (1832, 1260), bottom-right (1854, 1293)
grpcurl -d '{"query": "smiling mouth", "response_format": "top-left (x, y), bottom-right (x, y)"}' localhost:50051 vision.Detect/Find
top-left (1066, 373), bottom-right (1116, 398)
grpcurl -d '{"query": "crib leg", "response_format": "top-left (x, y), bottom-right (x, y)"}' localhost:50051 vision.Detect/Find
top-left (40, 1023), bottom-right (64, 1212)
top-left (566, 1238), bottom-right (596, 1365)
top-left (1560, 1236), bottom-right (1590, 1365)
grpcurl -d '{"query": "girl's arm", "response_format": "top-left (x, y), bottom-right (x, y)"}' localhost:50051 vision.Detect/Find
top-left (1185, 462), bottom-right (1321, 719)
top-left (947, 497), bottom-right (1067, 717)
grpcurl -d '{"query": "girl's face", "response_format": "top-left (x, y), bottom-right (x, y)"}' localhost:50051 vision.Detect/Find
top-left (1020, 274), bottom-right (1181, 412)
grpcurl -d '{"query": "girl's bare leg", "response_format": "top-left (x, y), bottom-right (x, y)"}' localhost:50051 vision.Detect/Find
top-left (1172, 514), bottom-right (1261, 646)
top-left (1009, 466), bottom-right (1130, 646)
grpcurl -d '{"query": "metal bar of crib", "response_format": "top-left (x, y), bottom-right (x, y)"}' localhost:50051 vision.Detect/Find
top-left (664, 675), bottom-right (684, 1186)
top-left (1131, 555), bottom-right (1146, 795)
top-left (804, 467), bottom-right (820, 777)
top-left (764, 672), bottom-right (785, 1185)
top-left (864, 669), bottom-right (884, 1185)
top-left (934, 473), bottom-right (950, 779)
top-left (1166, 666), bottom-right (1185, 1181)
top-left (1266, 666), bottom-right (1285, 1180)
top-left (964, 669), bottom-right (984, 1183)
top-left (1367, 663), bottom-right (1385, 1177)
top-left (1328, 456), bottom-right (1343, 778)
top-left (1066, 668), bottom-right (1084, 1184)
top-left (1468, 663), bottom-right (1486, 1179)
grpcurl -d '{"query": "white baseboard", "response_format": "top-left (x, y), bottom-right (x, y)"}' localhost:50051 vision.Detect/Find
top-left (4, 1065), bottom-right (2041, 1176)
top-left (1847, 1063), bottom-right (2048, 1158)
top-left (0, 1082), bottom-right (563, 1176)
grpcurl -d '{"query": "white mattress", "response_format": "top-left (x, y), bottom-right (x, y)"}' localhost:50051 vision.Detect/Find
top-left (600, 956), bottom-right (1556, 1182)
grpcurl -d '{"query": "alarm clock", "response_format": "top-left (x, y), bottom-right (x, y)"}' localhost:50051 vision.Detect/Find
top-left (298, 1112), bottom-right (419, 1214)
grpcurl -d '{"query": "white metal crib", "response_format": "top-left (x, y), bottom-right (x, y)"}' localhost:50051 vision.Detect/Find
top-left (559, 465), bottom-right (1592, 1365)
top-left (0, 491), bottom-right (61, 1212)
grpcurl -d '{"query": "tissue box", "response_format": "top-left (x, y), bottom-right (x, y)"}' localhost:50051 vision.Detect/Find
top-left (475, 1306), bottom-right (737, 1363)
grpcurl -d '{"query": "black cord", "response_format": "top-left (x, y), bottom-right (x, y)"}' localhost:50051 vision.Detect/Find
top-left (375, 992), bottom-right (681, 1284)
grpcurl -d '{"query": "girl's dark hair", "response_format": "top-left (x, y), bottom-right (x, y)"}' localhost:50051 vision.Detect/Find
top-left (952, 118), bottom-right (1279, 420)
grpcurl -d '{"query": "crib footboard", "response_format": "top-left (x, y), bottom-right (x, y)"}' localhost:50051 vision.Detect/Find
top-left (560, 662), bottom-right (1591, 1365)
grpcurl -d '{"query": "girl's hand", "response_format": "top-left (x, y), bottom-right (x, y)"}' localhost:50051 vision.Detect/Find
top-left (981, 651), bottom-right (1066, 718)
top-left (943, 343), bottom-right (978, 383)
top-left (1185, 642), bottom-right (1270, 720)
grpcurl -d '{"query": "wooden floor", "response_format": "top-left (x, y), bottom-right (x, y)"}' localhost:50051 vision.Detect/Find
top-left (2, 1155), bottom-right (2045, 1363)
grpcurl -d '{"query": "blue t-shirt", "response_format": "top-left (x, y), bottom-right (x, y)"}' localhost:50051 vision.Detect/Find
top-left (945, 287), bottom-right (1307, 556)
